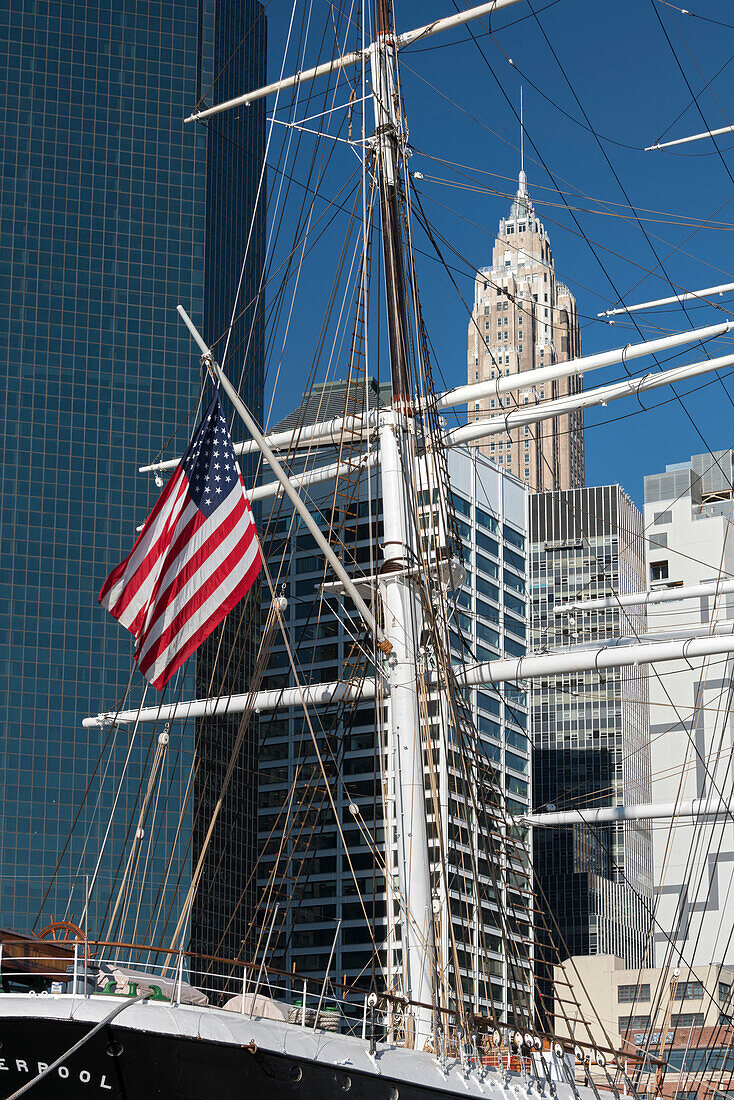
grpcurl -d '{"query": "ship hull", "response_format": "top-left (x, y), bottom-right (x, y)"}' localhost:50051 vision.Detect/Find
top-left (0, 1014), bottom-right (413, 1099)
top-left (0, 995), bottom-right (594, 1100)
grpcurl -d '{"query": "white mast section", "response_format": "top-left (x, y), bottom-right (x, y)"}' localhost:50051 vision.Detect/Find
top-left (646, 124), bottom-right (734, 151)
top-left (84, 629), bottom-right (734, 727)
top-left (438, 320), bottom-right (733, 410)
top-left (599, 283), bottom-right (734, 317)
top-left (556, 577), bottom-right (734, 615)
top-left (445, 348), bottom-right (734, 448)
top-left (175, 305), bottom-right (390, 651)
top-left (183, 0), bottom-right (529, 124)
top-left (526, 799), bottom-right (734, 827)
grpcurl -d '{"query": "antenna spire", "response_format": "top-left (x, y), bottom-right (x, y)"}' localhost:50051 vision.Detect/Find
top-left (519, 85), bottom-right (527, 195)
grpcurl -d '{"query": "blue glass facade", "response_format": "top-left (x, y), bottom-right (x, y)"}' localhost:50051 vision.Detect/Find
top-left (0, 0), bottom-right (265, 950)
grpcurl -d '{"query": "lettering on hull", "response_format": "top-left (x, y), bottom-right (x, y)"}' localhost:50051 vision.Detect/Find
top-left (0, 1058), bottom-right (112, 1090)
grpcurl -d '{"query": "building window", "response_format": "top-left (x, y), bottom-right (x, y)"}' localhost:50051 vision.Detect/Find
top-left (674, 981), bottom-right (705, 1001)
top-left (618, 984), bottom-right (650, 1003)
top-left (670, 1013), bottom-right (704, 1028)
top-left (650, 560), bottom-right (669, 582)
top-left (618, 1015), bottom-right (651, 1033)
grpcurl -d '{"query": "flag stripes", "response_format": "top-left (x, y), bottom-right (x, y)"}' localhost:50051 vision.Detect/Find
top-left (100, 394), bottom-right (262, 690)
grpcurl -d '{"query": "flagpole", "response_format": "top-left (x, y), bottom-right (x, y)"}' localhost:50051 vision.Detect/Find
top-left (176, 305), bottom-right (391, 653)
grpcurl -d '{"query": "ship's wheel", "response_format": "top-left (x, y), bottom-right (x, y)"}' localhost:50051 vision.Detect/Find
top-left (37, 919), bottom-right (96, 958)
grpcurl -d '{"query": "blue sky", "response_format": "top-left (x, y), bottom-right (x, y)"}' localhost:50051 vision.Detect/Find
top-left (255, 0), bottom-right (734, 507)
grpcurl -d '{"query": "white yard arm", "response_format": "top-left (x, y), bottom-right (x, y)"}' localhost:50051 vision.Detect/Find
top-left (184, 1), bottom-right (528, 123)
top-left (445, 348), bottom-right (734, 448)
top-left (646, 124), bottom-right (734, 151)
top-left (247, 450), bottom-right (378, 502)
top-left (551, 621), bottom-right (734, 650)
top-left (456, 632), bottom-right (734, 689)
top-left (140, 415), bottom-right (371, 475)
top-left (556, 577), bottom-right (734, 615)
top-left (84, 631), bottom-right (734, 727)
top-left (526, 798), bottom-right (734, 827)
top-left (141, 322), bottom-right (732, 475)
top-left (439, 320), bottom-right (734, 409)
top-left (82, 679), bottom-right (380, 728)
top-left (599, 283), bottom-right (734, 317)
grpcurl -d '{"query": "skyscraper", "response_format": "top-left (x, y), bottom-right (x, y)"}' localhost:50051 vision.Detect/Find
top-left (0, 0), bottom-right (265, 953)
top-left (643, 451), bottom-right (734, 968)
top-left (257, 378), bottom-right (534, 1024)
top-left (466, 171), bottom-right (584, 492)
top-left (530, 487), bottom-right (652, 1013)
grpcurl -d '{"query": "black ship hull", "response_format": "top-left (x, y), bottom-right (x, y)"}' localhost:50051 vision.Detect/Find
top-left (0, 1014), bottom-right (413, 1099)
top-left (0, 994), bottom-right (569, 1100)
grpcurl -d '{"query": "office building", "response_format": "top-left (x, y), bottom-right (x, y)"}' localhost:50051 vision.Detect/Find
top-left (466, 170), bottom-right (584, 492)
top-left (257, 378), bottom-right (533, 1023)
top-left (0, 0), bottom-right (265, 956)
top-left (530, 487), bottom-right (653, 1001)
top-left (643, 451), bottom-right (734, 969)
top-left (555, 953), bottom-right (734, 1100)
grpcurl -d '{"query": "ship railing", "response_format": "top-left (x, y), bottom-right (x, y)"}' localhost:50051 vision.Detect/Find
top-left (1, 944), bottom-right (650, 1087)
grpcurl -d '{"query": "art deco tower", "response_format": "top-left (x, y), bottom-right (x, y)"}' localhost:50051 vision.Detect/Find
top-left (466, 170), bottom-right (584, 491)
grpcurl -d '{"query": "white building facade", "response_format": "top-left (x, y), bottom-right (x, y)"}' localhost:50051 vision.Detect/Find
top-left (643, 450), bottom-right (734, 968)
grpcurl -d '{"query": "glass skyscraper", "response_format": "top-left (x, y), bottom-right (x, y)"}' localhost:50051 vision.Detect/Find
top-left (529, 487), bottom-right (653, 1021)
top-left (0, 0), bottom-right (265, 954)
top-left (256, 378), bottom-right (534, 1025)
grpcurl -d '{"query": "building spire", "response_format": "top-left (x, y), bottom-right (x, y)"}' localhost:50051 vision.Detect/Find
top-left (518, 85), bottom-right (528, 196)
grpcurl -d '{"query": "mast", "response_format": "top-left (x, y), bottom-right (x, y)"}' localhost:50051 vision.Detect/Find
top-left (371, 0), bottom-right (436, 1045)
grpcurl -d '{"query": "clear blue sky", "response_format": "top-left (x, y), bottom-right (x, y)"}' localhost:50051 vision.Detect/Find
top-left (256, 0), bottom-right (734, 507)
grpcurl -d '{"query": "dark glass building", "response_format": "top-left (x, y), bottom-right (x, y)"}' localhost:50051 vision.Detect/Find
top-left (0, 0), bottom-right (265, 956)
top-left (529, 487), bottom-right (653, 1020)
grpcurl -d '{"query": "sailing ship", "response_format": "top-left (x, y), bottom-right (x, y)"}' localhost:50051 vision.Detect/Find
top-left (3, 0), bottom-right (734, 1097)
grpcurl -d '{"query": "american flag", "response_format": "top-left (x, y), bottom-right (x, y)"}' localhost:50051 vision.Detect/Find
top-left (100, 393), bottom-right (262, 690)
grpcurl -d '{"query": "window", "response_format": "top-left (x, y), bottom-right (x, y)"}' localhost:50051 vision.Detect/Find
top-left (503, 525), bottom-right (525, 551)
top-left (670, 1013), bottom-right (704, 1028)
top-left (619, 1015), bottom-right (650, 1033)
top-left (450, 492), bottom-right (471, 518)
top-left (618, 984), bottom-right (650, 1003)
top-left (650, 560), bottom-right (669, 582)
top-left (674, 981), bottom-right (705, 1000)
top-left (477, 507), bottom-right (499, 534)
